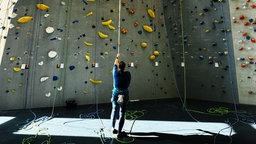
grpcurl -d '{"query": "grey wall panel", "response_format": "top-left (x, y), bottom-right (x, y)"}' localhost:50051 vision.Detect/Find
top-left (0, 0), bottom-right (178, 110)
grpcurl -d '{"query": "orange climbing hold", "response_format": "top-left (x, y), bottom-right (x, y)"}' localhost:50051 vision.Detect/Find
top-left (121, 28), bottom-right (128, 34)
top-left (129, 9), bottom-right (135, 14)
top-left (242, 32), bottom-right (247, 36)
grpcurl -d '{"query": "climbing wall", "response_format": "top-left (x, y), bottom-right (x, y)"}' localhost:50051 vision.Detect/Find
top-left (0, 0), bottom-right (178, 110)
top-left (229, 0), bottom-right (256, 105)
top-left (163, 0), bottom-right (239, 104)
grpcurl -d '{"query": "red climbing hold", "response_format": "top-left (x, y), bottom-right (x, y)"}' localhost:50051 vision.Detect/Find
top-left (239, 15), bottom-right (245, 20)
top-left (239, 47), bottom-right (244, 51)
top-left (251, 38), bottom-right (256, 43)
top-left (251, 4), bottom-right (256, 8)
top-left (241, 63), bottom-right (246, 68)
top-left (233, 20), bottom-right (237, 23)
top-left (248, 57), bottom-right (254, 60)
top-left (244, 21), bottom-right (250, 26)
top-left (247, 0), bottom-right (250, 2)
top-left (236, 6), bottom-right (239, 10)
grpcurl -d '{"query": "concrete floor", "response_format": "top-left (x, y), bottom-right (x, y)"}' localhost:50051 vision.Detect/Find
top-left (0, 98), bottom-right (256, 144)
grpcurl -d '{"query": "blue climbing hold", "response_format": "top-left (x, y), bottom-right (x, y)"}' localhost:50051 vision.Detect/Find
top-left (69, 66), bottom-right (75, 71)
top-left (138, 30), bottom-right (142, 35)
top-left (53, 76), bottom-right (58, 81)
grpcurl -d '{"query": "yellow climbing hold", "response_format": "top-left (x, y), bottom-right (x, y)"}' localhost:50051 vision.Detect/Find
top-left (90, 78), bottom-right (102, 84)
top-left (17, 16), bottom-right (33, 23)
top-left (149, 55), bottom-right (156, 61)
top-left (108, 24), bottom-right (115, 30)
top-left (87, 0), bottom-right (95, 2)
top-left (147, 8), bottom-right (155, 18)
top-left (36, 4), bottom-right (49, 10)
top-left (141, 42), bottom-right (147, 48)
top-left (84, 41), bottom-right (93, 46)
top-left (153, 50), bottom-right (160, 56)
top-left (12, 89), bottom-right (16, 93)
top-left (7, 78), bottom-right (12, 83)
top-left (143, 25), bottom-right (153, 33)
top-left (86, 11), bottom-right (93, 16)
top-left (102, 19), bottom-right (112, 26)
top-left (98, 31), bottom-right (108, 38)
top-left (85, 54), bottom-right (90, 62)
top-left (18, 83), bottom-right (23, 87)
top-left (13, 67), bottom-right (21, 72)
top-left (83, 90), bottom-right (88, 94)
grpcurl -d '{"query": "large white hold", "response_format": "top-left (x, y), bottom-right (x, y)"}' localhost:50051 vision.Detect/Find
top-left (48, 51), bottom-right (57, 58)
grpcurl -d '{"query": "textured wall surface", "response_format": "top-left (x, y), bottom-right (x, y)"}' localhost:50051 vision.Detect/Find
top-left (0, 0), bottom-right (178, 110)
top-left (229, 0), bottom-right (256, 105)
top-left (163, 0), bottom-right (238, 104)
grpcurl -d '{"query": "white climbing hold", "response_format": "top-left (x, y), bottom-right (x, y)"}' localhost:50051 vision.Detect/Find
top-left (48, 51), bottom-right (57, 58)
top-left (46, 27), bottom-right (54, 33)
top-left (40, 76), bottom-right (49, 82)
top-left (44, 14), bottom-right (50, 18)
top-left (61, 1), bottom-right (66, 6)
top-left (57, 86), bottom-right (62, 91)
top-left (45, 92), bottom-right (51, 97)
top-left (38, 61), bottom-right (44, 66)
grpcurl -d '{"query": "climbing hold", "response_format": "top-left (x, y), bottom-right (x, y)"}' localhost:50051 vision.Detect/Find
top-left (134, 22), bottom-right (139, 27)
top-left (242, 32), bottom-right (247, 36)
top-left (48, 51), bottom-right (57, 58)
top-left (10, 57), bottom-right (15, 61)
top-left (45, 92), bottom-right (51, 97)
top-left (244, 21), bottom-right (250, 26)
top-left (153, 50), bottom-right (160, 56)
top-left (69, 66), bottom-right (75, 71)
top-left (121, 2), bottom-right (126, 6)
top-left (108, 24), bottom-right (115, 30)
top-left (141, 42), bottom-right (147, 48)
top-left (45, 27), bottom-right (54, 34)
top-left (147, 8), bottom-right (155, 18)
top-left (251, 4), bottom-right (256, 8)
top-left (13, 67), bottom-right (21, 72)
top-left (85, 54), bottom-right (90, 62)
top-left (86, 11), bottom-right (93, 16)
top-left (143, 25), bottom-right (153, 32)
top-left (57, 86), bottom-right (62, 91)
top-left (121, 28), bottom-right (128, 34)
top-left (102, 19), bottom-right (112, 26)
top-left (17, 16), bottom-right (33, 23)
top-left (241, 63), bottom-right (246, 68)
top-left (248, 57), bottom-right (254, 60)
top-left (149, 55), bottom-right (156, 60)
top-left (129, 9), bottom-right (135, 14)
top-left (36, 4), bottom-right (49, 10)
top-left (84, 41), bottom-right (93, 46)
top-left (83, 90), bottom-right (88, 94)
top-left (90, 78), bottom-right (102, 84)
top-left (87, 0), bottom-right (95, 2)
top-left (12, 89), bottom-right (16, 93)
top-left (98, 31), bottom-right (108, 38)
top-left (40, 77), bottom-right (49, 82)
top-left (239, 15), bottom-right (245, 20)
top-left (53, 76), bottom-right (58, 81)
